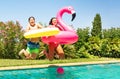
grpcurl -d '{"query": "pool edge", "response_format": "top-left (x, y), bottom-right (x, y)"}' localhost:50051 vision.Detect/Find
top-left (0, 60), bottom-right (120, 70)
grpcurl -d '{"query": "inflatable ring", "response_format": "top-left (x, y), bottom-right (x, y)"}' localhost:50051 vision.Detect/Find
top-left (24, 28), bottom-right (60, 38)
top-left (41, 6), bottom-right (78, 44)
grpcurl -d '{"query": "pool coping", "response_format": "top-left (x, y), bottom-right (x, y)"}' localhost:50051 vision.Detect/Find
top-left (0, 60), bottom-right (120, 70)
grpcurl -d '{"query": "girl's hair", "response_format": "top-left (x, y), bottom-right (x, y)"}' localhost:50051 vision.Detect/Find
top-left (28, 16), bottom-right (35, 22)
top-left (49, 17), bottom-right (56, 25)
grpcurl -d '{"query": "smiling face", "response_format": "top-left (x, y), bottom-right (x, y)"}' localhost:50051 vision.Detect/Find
top-left (51, 18), bottom-right (57, 26)
top-left (29, 17), bottom-right (35, 26)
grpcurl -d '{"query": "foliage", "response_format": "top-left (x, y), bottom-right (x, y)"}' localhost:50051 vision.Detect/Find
top-left (91, 14), bottom-right (102, 38)
top-left (74, 27), bottom-right (90, 51)
top-left (63, 44), bottom-right (77, 59)
top-left (0, 13), bottom-right (120, 59)
top-left (0, 21), bottom-right (25, 59)
top-left (74, 27), bottom-right (120, 58)
top-left (77, 27), bottom-right (90, 42)
top-left (103, 27), bottom-right (120, 39)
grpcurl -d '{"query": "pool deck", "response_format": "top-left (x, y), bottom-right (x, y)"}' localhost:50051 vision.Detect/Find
top-left (0, 60), bottom-right (120, 70)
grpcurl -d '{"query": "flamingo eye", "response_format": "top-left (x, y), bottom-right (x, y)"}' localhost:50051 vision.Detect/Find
top-left (68, 7), bottom-right (71, 10)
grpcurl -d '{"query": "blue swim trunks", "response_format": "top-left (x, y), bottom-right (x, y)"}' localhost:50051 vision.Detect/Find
top-left (26, 41), bottom-right (40, 54)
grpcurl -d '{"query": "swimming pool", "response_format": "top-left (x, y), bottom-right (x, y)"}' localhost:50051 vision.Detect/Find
top-left (0, 63), bottom-right (120, 79)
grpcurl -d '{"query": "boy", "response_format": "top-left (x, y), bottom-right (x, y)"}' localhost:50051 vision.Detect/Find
top-left (19, 16), bottom-right (42, 59)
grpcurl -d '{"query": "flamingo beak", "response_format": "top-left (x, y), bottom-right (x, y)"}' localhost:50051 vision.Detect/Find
top-left (71, 13), bottom-right (76, 21)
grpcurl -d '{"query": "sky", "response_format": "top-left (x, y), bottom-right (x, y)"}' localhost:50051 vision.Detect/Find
top-left (0, 0), bottom-right (120, 30)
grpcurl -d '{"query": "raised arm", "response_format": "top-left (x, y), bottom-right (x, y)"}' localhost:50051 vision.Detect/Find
top-left (37, 23), bottom-right (42, 29)
top-left (25, 24), bottom-right (31, 32)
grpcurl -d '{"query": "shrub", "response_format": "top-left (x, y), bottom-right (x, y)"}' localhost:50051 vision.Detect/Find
top-left (0, 21), bottom-right (25, 59)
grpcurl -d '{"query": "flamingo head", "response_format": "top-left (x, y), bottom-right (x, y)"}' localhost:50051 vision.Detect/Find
top-left (59, 6), bottom-right (76, 21)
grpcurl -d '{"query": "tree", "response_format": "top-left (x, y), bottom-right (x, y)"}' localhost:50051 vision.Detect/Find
top-left (91, 14), bottom-right (102, 38)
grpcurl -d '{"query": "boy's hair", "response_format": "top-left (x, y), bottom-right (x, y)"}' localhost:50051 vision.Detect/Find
top-left (28, 16), bottom-right (35, 22)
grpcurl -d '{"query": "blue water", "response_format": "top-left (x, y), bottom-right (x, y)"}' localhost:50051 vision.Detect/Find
top-left (0, 63), bottom-right (120, 79)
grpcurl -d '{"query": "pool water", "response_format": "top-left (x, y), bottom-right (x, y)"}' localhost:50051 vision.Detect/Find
top-left (0, 63), bottom-right (120, 79)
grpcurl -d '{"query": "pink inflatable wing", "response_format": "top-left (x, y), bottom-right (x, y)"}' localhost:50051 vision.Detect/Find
top-left (42, 6), bottom-right (78, 44)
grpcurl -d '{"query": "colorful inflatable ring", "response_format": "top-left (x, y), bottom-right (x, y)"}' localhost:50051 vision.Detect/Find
top-left (42, 6), bottom-right (78, 44)
top-left (24, 28), bottom-right (60, 38)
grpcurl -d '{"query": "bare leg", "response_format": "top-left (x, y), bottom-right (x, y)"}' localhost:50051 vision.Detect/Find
top-left (19, 49), bottom-right (30, 59)
top-left (43, 43), bottom-right (60, 60)
top-left (40, 50), bottom-right (49, 59)
top-left (56, 45), bottom-right (65, 59)
top-left (47, 42), bottom-right (57, 61)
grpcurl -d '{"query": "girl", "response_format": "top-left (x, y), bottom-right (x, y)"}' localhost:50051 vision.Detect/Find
top-left (44, 17), bottom-right (65, 60)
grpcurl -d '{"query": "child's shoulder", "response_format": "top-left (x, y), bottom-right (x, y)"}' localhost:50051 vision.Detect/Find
top-left (48, 25), bottom-right (55, 28)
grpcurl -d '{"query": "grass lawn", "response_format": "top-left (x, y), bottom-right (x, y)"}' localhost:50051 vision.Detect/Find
top-left (0, 58), bottom-right (119, 67)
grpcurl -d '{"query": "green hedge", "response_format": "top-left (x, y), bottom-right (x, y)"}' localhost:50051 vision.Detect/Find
top-left (0, 21), bottom-right (120, 59)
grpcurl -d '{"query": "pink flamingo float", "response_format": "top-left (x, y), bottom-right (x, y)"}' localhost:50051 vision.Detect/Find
top-left (42, 6), bottom-right (78, 44)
